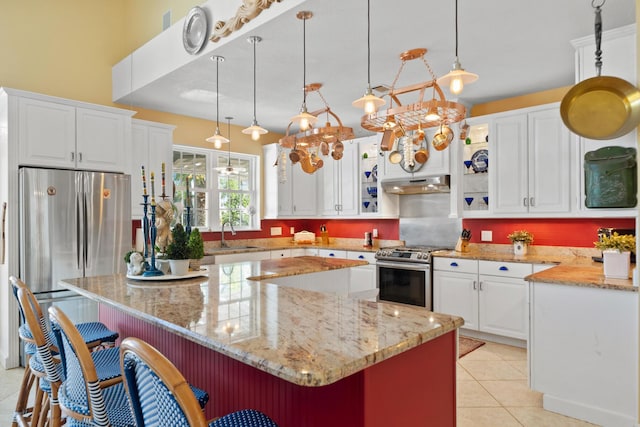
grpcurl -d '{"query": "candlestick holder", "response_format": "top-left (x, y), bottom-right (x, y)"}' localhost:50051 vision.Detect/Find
top-left (185, 205), bottom-right (192, 236)
top-left (141, 195), bottom-right (150, 260)
top-left (143, 203), bottom-right (164, 277)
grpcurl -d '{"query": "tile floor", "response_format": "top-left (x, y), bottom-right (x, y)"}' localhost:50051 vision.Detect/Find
top-left (0, 340), bottom-right (599, 426)
top-left (457, 339), bottom-right (598, 426)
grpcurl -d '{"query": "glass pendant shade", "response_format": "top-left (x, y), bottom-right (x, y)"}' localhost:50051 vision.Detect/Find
top-left (215, 117), bottom-right (246, 175)
top-left (437, 60), bottom-right (479, 95)
top-left (242, 121), bottom-right (268, 141)
top-left (206, 128), bottom-right (229, 148)
top-left (291, 107), bottom-right (317, 131)
top-left (353, 88), bottom-right (386, 114)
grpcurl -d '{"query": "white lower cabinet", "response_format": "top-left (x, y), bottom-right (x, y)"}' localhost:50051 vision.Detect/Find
top-left (346, 251), bottom-right (377, 297)
top-left (212, 251), bottom-right (271, 264)
top-left (433, 257), bottom-right (532, 340)
top-left (317, 249), bottom-right (348, 258)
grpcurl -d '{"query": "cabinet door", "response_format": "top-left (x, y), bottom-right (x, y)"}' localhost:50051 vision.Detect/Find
top-left (290, 164), bottom-right (317, 216)
top-left (433, 270), bottom-right (479, 331)
top-left (318, 153), bottom-right (339, 216)
top-left (130, 125), bottom-right (149, 218)
top-left (18, 97), bottom-right (76, 168)
top-left (478, 275), bottom-right (528, 340)
top-left (493, 114), bottom-right (529, 214)
top-left (76, 107), bottom-right (126, 172)
top-left (349, 265), bottom-right (376, 294)
top-left (337, 142), bottom-right (359, 215)
top-left (277, 156), bottom-right (294, 216)
top-left (528, 108), bottom-right (571, 213)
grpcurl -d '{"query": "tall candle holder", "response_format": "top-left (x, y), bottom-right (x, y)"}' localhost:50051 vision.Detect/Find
top-left (143, 203), bottom-right (164, 277)
top-left (141, 195), bottom-right (150, 260)
top-left (185, 205), bottom-right (192, 236)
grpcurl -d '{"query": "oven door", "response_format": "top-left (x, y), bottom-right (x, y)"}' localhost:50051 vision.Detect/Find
top-left (376, 260), bottom-right (431, 309)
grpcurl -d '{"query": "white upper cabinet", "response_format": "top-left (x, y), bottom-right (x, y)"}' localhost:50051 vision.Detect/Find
top-left (16, 91), bottom-right (132, 172)
top-left (572, 25), bottom-right (637, 217)
top-left (130, 119), bottom-right (175, 219)
top-left (492, 104), bottom-right (571, 216)
top-left (263, 143), bottom-right (317, 218)
top-left (318, 140), bottom-right (358, 216)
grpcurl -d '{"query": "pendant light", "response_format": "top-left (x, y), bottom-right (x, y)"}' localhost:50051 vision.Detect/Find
top-left (289, 11), bottom-right (317, 132)
top-left (242, 36), bottom-right (268, 141)
top-left (205, 55), bottom-right (229, 148)
top-left (352, 0), bottom-right (385, 114)
top-left (215, 116), bottom-right (246, 175)
top-left (436, 0), bottom-right (478, 95)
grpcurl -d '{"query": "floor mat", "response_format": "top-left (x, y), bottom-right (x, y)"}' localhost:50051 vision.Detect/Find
top-left (459, 336), bottom-right (485, 358)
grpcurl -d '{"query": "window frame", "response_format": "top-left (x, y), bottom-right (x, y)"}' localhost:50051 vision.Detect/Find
top-left (173, 145), bottom-right (261, 232)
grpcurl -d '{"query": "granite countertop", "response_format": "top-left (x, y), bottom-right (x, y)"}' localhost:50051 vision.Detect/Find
top-left (433, 245), bottom-right (636, 292)
top-left (59, 256), bottom-right (463, 387)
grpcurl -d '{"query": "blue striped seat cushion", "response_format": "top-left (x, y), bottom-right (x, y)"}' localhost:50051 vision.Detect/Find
top-left (210, 409), bottom-right (279, 427)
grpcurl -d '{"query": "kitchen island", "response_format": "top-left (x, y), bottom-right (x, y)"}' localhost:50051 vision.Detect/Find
top-left (59, 256), bottom-right (464, 427)
top-left (526, 264), bottom-right (638, 426)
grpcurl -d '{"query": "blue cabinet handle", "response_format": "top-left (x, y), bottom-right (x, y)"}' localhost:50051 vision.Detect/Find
top-left (329, 253), bottom-right (335, 257)
top-left (450, 262), bottom-right (459, 267)
top-left (358, 255), bottom-right (365, 259)
top-left (499, 266), bottom-right (509, 271)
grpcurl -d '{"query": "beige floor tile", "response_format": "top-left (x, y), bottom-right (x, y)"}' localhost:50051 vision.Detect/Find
top-left (507, 407), bottom-right (600, 426)
top-left (483, 342), bottom-right (527, 361)
top-left (459, 360), bottom-right (527, 381)
top-left (457, 407), bottom-right (523, 427)
top-left (479, 380), bottom-right (542, 407)
top-left (458, 345), bottom-right (503, 361)
top-left (0, 367), bottom-right (27, 401)
top-left (507, 360), bottom-right (529, 376)
top-left (457, 364), bottom-right (475, 381)
top-left (457, 380), bottom-right (501, 408)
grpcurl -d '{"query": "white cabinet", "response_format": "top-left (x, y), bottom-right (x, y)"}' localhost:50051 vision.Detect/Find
top-left (17, 94), bottom-right (132, 172)
top-left (459, 118), bottom-right (490, 217)
top-left (346, 251), bottom-right (377, 295)
top-left (318, 140), bottom-right (358, 216)
top-left (317, 249), bottom-right (347, 258)
top-left (130, 119), bottom-right (175, 219)
top-left (262, 143), bottom-right (317, 218)
top-left (212, 250), bottom-right (271, 264)
top-left (492, 104), bottom-right (571, 215)
top-left (572, 25), bottom-right (638, 217)
top-left (270, 249), bottom-right (291, 258)
top-left (433, 257), bottom-right (531, 340)
top-left (529, 280), bottom-right (638, 426)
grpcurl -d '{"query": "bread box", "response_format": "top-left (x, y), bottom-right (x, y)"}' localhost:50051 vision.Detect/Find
top-left (294, 230), bottom-right (316, 244)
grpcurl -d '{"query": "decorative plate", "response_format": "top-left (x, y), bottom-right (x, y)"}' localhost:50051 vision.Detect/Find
top-left (372, 164), bottom-right (378, 181)
top-left (471, 149), bottom-right (489, 173)
top-left (182, 6), bottom-right (208, 55)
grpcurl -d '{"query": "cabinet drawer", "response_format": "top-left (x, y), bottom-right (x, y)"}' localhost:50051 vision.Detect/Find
top-left (479, 260), bottom-right (532, 278)
top-left (318, 249), bottom-right (348, 258)
top-left (346, 251), bottom-right (376, 264)
top-left (433, 257), bottom-right (478, 273)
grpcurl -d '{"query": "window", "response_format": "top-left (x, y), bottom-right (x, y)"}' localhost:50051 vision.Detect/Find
top-left (173, 146), bottom-right (260, 231)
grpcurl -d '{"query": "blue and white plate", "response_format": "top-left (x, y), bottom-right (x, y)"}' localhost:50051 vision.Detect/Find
top-left (471, 149), bottom-right (488, 173)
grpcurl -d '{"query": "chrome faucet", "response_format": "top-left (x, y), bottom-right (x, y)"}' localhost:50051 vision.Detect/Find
top-left (221, 221), bottom-right (236, 247)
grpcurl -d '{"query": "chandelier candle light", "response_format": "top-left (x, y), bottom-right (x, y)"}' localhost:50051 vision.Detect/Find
top-left (436, 0), bottom-right (478, 95)
top-left (205, 55), bottom-right (229, 148)
top-left (242, 36), bottom-right (268, 141)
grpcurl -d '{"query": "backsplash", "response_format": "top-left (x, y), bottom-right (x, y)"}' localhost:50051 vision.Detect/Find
top-left (462, 218), bottom-right (636, 247)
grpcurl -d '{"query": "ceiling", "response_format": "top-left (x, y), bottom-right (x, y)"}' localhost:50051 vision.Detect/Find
top-left (117, 0), bottom-right (637, 139)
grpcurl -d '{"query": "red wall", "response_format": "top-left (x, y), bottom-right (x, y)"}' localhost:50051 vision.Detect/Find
top-left (132, 218), bottom-right (400, 246)
top-left (463, 218), bottom-right (635, 247)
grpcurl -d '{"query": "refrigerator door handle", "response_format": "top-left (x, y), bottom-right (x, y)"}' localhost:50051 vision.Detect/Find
top-left (83, 187), bottom-right (89, 270)
top-left (76, 192), bottom-right (82, 269)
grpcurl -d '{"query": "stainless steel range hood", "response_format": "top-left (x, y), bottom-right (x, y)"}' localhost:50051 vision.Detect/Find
top-left (381, 175), bottom-right (450, 195)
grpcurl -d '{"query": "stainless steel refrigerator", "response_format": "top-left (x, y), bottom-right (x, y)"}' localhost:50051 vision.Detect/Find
top-left (19, 167), bottom-right (131, 326)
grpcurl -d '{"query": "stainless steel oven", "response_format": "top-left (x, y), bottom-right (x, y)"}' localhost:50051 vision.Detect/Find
top-left (375, 246), bottom-right (443, 309)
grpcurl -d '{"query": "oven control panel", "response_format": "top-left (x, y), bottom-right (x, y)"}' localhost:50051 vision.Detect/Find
top-left (375, 248), bottom-right (433, 263)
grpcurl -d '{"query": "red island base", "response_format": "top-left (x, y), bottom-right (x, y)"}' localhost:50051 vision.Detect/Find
top-left (101, 305), bottom-right (457, 427)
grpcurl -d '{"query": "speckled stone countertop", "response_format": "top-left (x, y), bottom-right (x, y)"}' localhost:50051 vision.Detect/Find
top-left (59, 257), bottom-right (463, 387)
top-left (204, 237), bottom-right (404, 255)
top-left (434, 244), bottom-right (637, 292)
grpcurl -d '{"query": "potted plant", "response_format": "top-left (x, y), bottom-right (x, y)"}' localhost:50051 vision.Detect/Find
top-left (166, 223), bottom-right (190, 276)
top-left (507, 230), bottom-right (534, 256)
top-left (594, 232), bottom-right (636, 279)
top-left (188, 228), bottom-right (205, 271)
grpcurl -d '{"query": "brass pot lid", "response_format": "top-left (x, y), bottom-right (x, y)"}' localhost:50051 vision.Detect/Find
top-left (560, 76), bottom-right (640, 140)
